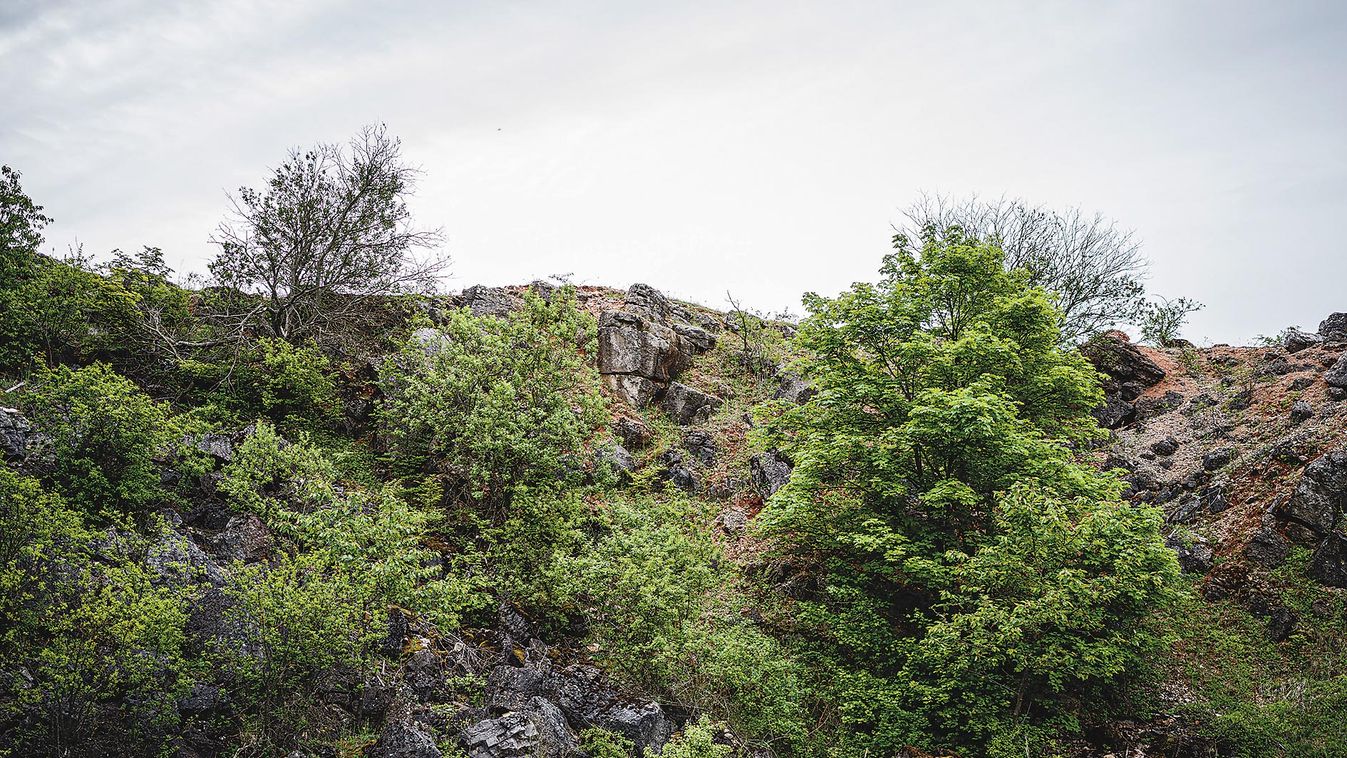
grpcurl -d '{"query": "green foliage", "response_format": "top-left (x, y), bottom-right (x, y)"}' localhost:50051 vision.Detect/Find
top-left (20, 363), bottom-right (177, 520)
top-left (652, 716), bottom-right (733, 758)
top-left (0, 470), bottom-right (189, 756)
top-left (579, 727), bottom-right (635, 758)
top-left (539, 494), bottom-right (812, 751)
top-left (756, 234), bottom-right (1179, 754)
top-left (1138, 296), bottom-right (1203, 347)
top-left (378, 287), bottom-right (606, 517)
top-left (246, 337), bottom-right (340, 423)
top-left (217, 423), bottom-right (487, 715)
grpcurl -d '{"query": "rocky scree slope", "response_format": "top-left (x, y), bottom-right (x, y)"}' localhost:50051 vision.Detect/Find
top-left (1084, 314), bottom-right (1347, 639)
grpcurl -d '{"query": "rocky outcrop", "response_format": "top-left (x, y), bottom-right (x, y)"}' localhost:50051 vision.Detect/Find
top-left (658, 382), bottom-right (723, 426)
top-left (750, 451), bottom-right (792, 498)
top-left (596, 284), bottom-right (718, 422)
top-left (0, 407), bottom-right (32, 460)
top-left (1284, 327), bottom-right (1324, 353)
top-left (1081, 331), bottom-right (1166, 429)
top-left (1319, 312), bottom-right (1347, 343)
top-left (1324, 355), bottom-right (1347, 388)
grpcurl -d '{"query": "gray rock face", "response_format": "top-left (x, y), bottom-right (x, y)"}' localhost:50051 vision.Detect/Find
top-left (404, 649), bottom-right (447, 702)
top-left (147, 525), bottom-right (227, 587)
top-left (1324, 355), bottom-right (1347, 388)
top-left (1319, 312), bottom-right (1347, 342)
top-left (459, 697), bottom-right (579, 758)
top-left (598, 311), bottom-right (685, 383)
top-left (614, 417), bottom-right (653, 449)
top-left (1285, 327), bottom-right (1325, 353)
top-left (481, 659), bottom-right (671, 756)
top-left (371, 718), bottom-right (443, 758)
top-left (192, 433), bottom-right (235, 463)
top-left (683, 430), bottom-right (717, 466)
top-left (1081, 332), bottom-right (1166, 429)
top-left (1202, 447), bottom-right (1238, 471)
top-left (1309, 533), bottom-right (1347, 588)
top-left (1245, 524), bottom-right (1290, 569)
top-left (750, 451), bottom-right (792, 498)
top-left (1150, 436), bottom-right (1180, 457)
top-left (597, 284), bottom-right (717, 408)
top-left (659, 382), bottom-right (723, 425)
top-left (462, 285), bottom-right (521, 318)
top-left (1291, 400), bottom-right (1315, 423)
top-left (0, 406), bottom-right (31, 460)
top-left (211, 514), bottom-right (272, 563)
top-left (596, 444), bottom-right (635, 477)
top-left (1167, 533), bottom-right (1213, 574)
top-left (1281, 448), bottom-right (1347, 536)
top-left (772, 370), bottom-right (815, 404)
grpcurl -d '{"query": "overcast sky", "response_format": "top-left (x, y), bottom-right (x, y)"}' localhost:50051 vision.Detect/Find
top-left (3, 1), bottom-right (1345, 344)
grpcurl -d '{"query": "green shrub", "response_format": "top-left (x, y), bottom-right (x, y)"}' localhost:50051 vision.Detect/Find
top-left (579, 727), bottom-right (635, 758)
top-left (377, 287), bottom-right (606, 518)
top-left (0, 469), bottom-right (190, 756)
top-left (21, 363), bottom-right (177, 520)
top-left (541, 494), bottom-right (811, 751)
top-left (652, 716), bottom-right (732, 758)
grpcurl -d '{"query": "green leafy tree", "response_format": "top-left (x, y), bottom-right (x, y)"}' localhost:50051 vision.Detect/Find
top-left (757, 232), bottom-right (1180, 754)
top-left (208, 125), bottom-right (446, 346)
top-left (377, 287), bottom-right (606, 519)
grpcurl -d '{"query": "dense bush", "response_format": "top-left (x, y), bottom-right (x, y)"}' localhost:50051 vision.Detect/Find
top-left (21, 363), bottom-right (178, 520)
top-left (756, 232), bottom-right (1180, 754)
top-left (0, 468), bottom-right (189, 756)
top-left (378, 287), bottom-right (606, 517)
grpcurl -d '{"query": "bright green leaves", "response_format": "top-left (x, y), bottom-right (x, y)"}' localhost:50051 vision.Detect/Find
top-left (20, 362), bottom-right (179, 521)
top-left (756, 233), bottom-right (1177, 754)
top-left (377, 287), bottom-right (606, 516)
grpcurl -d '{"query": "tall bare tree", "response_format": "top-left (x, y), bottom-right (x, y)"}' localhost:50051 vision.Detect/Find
top-left (895, 194), bottom-right (1147, 343)
top-left (209, 125), bottom-right (446, 346)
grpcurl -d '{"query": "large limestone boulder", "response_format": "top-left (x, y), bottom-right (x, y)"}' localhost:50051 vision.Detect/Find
top-left (596, 284), bottom-right (718, 411)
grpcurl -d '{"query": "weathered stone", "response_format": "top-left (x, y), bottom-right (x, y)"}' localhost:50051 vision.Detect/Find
top-left (192, 433), bottom-right (235, 463)
top-left (372, 718), bottom-right (442, 758)
top-left (1137, 391), bottom-right (1185, 420)
top-left (1151, 436), bottom-right (1180, 456)
top-left (602, 374), bottom-right (661, 408)
top-left (1323, 355), bottom-right (1347, 389)
top-left (1166, 533), bottom-right (1213, 574)
top-left (1285, 327), bottom-right (1325, 353)
top-left (211, 514), bottom-right (272, 563)
top-left (614, 417), bottom-right (654, 449)
top-left (683, 430), bottom-right (717, 466)
top-left (1289, 375), bottom-right (1316, 391)
top-left (1309, 533), bottom-right (1347, 588)
top-left (0, 406), bottom-right (31, 460)
top-left (1280, 448), bottom-right (1347, 536)
top-left (593, 701), bottom-right (672, 755)
top-left (1093, 396), bottom-right (1135, 429)
top-left (1202, 447), bottom-right (1238, 472)
top-left (1245, 525), bottom-right (1290, 569)
top-left (462, 285), bottom-right (521, 318)
top-left (659, 382), bottom-right (723, 425)
top-left (1319, 312), bottom-right (1347, 342)
top-left (773, 370), bottom-right (815, 405)
top-left (624, 283), bottom-right (673, 321)
top-left (1291, 400), bottom-right (1315, 423)
top-left (673, 323), bottom-right (716, 354)
top-left (596, 444), bottom-right (635, 476)
top-left (1082, 331), bottom-right (1167, 387)
top-left (750, 451), bottom-right (792, 498)
top-left (404, 648), bottom-right (447, 702)
top-left (658, 450), bottom-right (699, 492)
top-left (598, 311), bottom-right (681, 381)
